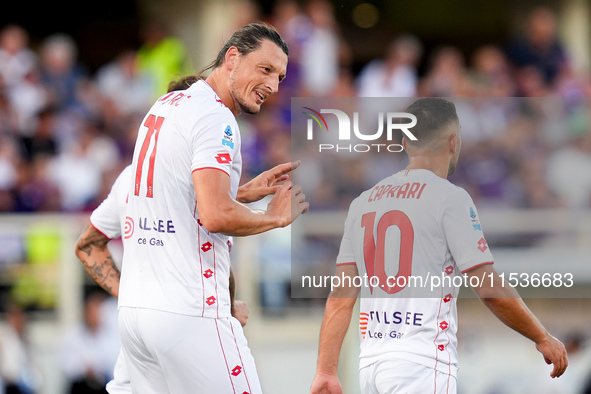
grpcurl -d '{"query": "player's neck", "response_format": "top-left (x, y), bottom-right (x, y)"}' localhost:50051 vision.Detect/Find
top-left (205, 71), bottom-right (239, 116)
top-left (405, 155), bottom-right (449, 179)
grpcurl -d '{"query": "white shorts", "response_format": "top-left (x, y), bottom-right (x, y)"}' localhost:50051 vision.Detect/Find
top-left (118, 307), bottom-right (261, 394)
top-left (106, 350), bottom-right (131, 394)
top-left (359, 359), bottom-right (457, 394)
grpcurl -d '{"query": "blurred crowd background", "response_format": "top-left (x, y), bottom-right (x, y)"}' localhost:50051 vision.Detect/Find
top-left (1, 0), bottom-right (591, 393)
top-left (1, 0), bottom-right (591, 216)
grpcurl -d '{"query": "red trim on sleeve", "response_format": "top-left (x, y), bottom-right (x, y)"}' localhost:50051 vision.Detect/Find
top-left (89, 220), bottom-right (112, 240)
top-left (192, 167), bottom-right (230, 177)
top-left (336, 262), bottom-right (357, 266)
top-left (461, 261), bottom-right (494, 274)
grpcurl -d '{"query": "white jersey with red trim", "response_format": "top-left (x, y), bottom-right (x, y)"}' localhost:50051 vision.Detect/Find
top-left (336, 169), bottom-right (494, 377)
top-left (120, 80), bottom-right (242, 319)
top-left (89, 165), bottom-right (132, 269)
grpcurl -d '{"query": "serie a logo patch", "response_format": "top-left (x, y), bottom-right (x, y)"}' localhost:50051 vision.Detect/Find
top-left (468, 206), bottom-right (481, 231)
top-left (222, 124), bottom-right (234, 149)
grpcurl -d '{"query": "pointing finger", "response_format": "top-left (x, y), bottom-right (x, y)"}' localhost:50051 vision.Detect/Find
top-left (270, 161), bottom-right (300, 178)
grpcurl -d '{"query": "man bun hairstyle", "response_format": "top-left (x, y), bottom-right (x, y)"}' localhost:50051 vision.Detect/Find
top-left (198, 23), bottom-right (289, 79)
top-left (404, 98), bottom-right (459, 147)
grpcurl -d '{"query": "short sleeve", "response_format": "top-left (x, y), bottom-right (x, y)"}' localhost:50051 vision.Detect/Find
top-left (336, 198), bottom-right (360, 267)
top-left (441, 188), bottom-right (494, 273)
top-left (190, 109), bottom-right (239, 176)
top-left (90, 166), bottom-right (132, 239)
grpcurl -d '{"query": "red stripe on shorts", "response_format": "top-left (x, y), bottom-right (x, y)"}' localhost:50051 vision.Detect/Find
top-left (215, 319), bottom-right (237, 394)
top-left (229, 319), bottom-right (252, 393)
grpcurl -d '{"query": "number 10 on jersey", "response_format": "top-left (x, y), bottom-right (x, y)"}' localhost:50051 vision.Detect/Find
top-left (135, 115), bottom-right (165, 198)
top-left (361, 210), bottom-right (414, 295)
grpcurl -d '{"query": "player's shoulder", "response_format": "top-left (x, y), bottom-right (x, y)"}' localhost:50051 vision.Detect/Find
top-left (115, 164), bottom-right (133, 184)
top-left (109, 164), bottom-right (133, 198)
top-left (347, 171), bottom-right (399, 209)
top-left (176, 80), bottom-right (237, 127)
top-left (185, 81), bottom-right (233, 116)
top-left (435, 175), bottom-right (472, 198)
top-left (345, 173), bottom-right (396, 216)
top-left (406, 169), bottom-right (467, 197)
top-left (431, 178), bottom-right (475, 212)
top-left (349, 191), bottom-right (368, 212)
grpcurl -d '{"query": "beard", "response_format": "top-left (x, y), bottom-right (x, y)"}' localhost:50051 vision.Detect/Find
top-left (447, 155), bottom-right (459, 176)
top-left (447, 163), bottom-right (456, 177)
top-left (229, 72), bottom-right (260, 115)
top-left (236, 95), bottom-right (260, 115)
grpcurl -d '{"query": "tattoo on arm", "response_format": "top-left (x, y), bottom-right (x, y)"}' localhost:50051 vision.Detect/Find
top-left (75, 224), bottom-right (121, 298)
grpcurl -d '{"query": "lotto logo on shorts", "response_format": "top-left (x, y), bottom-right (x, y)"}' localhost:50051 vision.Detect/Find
top-left (215, 153), bottom-right (232, 164)
top-left (231, 365), bottom-right (242, 376)
top-left (204, 269), bottom-right (213, 278)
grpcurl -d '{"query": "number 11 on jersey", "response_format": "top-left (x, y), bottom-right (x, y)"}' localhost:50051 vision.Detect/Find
top-left (135, 115), bottom-right (165, 198)
top-left (361, 210), bottom-right (414, 295)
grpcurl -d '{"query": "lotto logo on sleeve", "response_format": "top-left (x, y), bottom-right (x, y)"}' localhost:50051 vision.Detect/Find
top-left (477, 237), bottom-right (488, 252)
top-left (215, 153), bottom-right (232, 164)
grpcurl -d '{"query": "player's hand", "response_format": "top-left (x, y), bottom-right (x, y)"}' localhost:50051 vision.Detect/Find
top-left (232, 300), bottom-right (250, 327)
top-left (267, 181), bottom-right (309, 227)
top-left (535, 334), bottom-right (568, 378)
top-left (236, 161), bottom-right (300, 203)
top-left (310, 372), bottom-right (342, 394)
